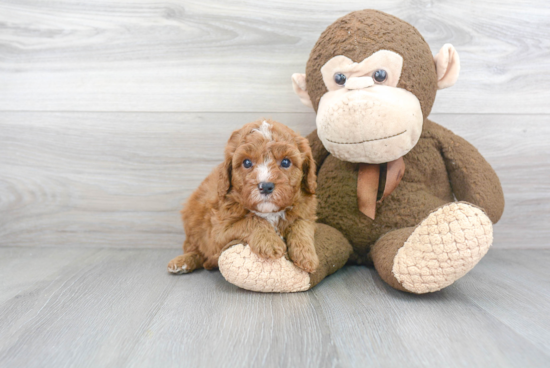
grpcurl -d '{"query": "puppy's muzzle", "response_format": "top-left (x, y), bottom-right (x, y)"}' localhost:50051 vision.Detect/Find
top-left (258, 182), bottom-right (275, 195)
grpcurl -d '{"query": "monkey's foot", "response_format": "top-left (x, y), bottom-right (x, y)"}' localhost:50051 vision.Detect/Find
top-left (218, 244), bottom-right (310, 293)
top-left (392, 202), bottom-right (493, 293)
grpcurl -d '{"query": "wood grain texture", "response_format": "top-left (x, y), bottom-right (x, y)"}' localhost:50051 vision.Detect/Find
top-left (0, 247), bottom-right (98, 304)
top-left (0, 248), bottom-right (548, 367)
top-left (1, 0), bottom-right (549, 113)
top-left (1, 112), bottom-right (548, 249)
top-left (0, 2), bottom-right (547, 366)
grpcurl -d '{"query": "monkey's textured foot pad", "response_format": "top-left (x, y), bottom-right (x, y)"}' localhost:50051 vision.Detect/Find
top-left (218, 244), bottom-right (310, 293)
top-left (392, 202), bottom-right (493, 294)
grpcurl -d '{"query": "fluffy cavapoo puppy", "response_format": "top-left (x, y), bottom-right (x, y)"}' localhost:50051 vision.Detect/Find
top-left (167, 119), bottom-right (319, 275)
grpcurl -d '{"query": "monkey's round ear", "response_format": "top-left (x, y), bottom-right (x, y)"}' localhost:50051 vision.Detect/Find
top-left (434, 44), bottom-right (460, 90)
top-left (291, 73), bottom-right (313, 108)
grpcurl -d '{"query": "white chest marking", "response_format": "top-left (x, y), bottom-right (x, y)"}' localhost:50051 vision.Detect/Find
top-left (252, 209), bottom-right (286, 228)
top-left (256, 201), bottom-right (279, 213)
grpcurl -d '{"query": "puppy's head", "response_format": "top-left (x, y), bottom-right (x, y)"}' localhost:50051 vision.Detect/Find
top-left (218, 119), bottom-right (316, 213)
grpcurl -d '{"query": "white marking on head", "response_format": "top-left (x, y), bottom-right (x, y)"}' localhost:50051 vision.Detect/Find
top-left (252, 121), bottom-right (273, 140)
top-left (256, 158), bottom-right (272, 182)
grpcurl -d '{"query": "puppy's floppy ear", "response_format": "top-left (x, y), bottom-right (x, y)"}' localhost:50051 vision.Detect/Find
top-left (218, 129), bottom-right (242, 199)
top-left (217, 156), bottom-right (232, 199)
top-left (297, 137), bottom-right (317, 194)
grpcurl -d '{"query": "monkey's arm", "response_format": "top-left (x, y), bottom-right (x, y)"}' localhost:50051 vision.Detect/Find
top-left (306, 129), bottom-right (330, 174)
top-left (433, 121), bottom-right (505, 223)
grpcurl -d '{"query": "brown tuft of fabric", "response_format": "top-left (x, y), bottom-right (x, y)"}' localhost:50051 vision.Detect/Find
top-left (297, 10), bottom-right (505, 293)
top-left (309, 223), bottom-right (353, 288)
top-left (310, 119), bottom-right (505, 263)
top-left (370, 227), bottom-right (415, 292)
top-left (305, 9), bottom-right (438, 119)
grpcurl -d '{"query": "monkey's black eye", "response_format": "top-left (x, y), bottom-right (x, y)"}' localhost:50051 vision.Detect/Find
top-left (243, 159), bottom-right (253, 168)
top-left (281, 158), bottom-right (291, 168)
top-left (334, 73), bottom-right (347, 85)
top-left (373, 69), bottom-right (387, 83)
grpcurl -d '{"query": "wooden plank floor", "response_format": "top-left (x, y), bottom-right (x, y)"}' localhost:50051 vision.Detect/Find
top-left (0, 248), bottom-right (548, 368)
top-left (1, 1), bottom-right (549, 367)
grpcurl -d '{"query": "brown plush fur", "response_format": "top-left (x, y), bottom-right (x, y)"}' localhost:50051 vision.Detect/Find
top-left (308, 224), bottom-right (354, 288)
top-left (309, 119), bottom-right (504, 264)
top-left (299, 10), bottom-right (505, 292)
top-left (305, 9), bottom-right (438, 118)
top-left (168, 119), bottom-right (319, 274)
top-left (370, 227), bottom-right (415, 292)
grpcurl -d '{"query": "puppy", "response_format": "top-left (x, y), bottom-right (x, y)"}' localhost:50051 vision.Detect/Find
top-left (167, 119), bottom-right (319, 275)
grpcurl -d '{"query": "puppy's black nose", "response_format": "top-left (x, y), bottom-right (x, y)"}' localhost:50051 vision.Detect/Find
top-left (258, 182), bottom-right (275, 194)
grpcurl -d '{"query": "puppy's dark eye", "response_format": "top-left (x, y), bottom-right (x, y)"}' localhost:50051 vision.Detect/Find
top-left (281, 158), bottom-right (291, 168)
top-left (242, 159), bottom-right (253, 168)
top-left (373, 69), bottom-right (387, 83)
top-left (334, 73), bottom-right (346, 85)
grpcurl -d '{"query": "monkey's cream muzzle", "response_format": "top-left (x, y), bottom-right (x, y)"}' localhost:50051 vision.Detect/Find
top-left (311, 51), bottom-right (424, 164)
top-left (316, 84), bottom-right (423, 164)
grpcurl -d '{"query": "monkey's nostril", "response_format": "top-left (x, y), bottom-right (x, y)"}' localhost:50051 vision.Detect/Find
top-left (258, 182), bottom-right (275, 194)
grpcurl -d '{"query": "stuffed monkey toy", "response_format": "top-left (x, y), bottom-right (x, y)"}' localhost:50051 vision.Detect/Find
top-left (218, 9), bottom-right (504, 294)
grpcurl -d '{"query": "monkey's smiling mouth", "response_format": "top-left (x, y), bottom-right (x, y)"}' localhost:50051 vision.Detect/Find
top-left (326, 130), bottom-right (407, 145)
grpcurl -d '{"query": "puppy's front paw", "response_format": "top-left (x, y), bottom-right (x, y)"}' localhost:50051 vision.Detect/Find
top-left (289, 245), bottom-right (319, 273)
top-left (167, 255), bottom-right (191, 274)
top-left (249, 233), bottom-right (287, 260)
top-left (167, 252), bottom-right (203, 274)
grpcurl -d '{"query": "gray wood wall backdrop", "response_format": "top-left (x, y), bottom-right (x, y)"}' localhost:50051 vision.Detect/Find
top-left (0, 0), bottom-right (549, 249)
